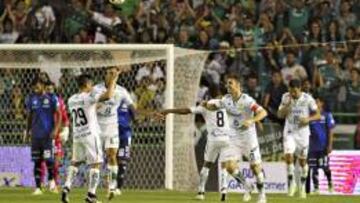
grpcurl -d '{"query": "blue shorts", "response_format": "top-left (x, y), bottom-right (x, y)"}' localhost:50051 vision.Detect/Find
top-left (31, 137), bottom-right (54, 161)
top-left (308, 151), bottom-right (329, 169)
top-left (118, 127), bottom-right (132, 160)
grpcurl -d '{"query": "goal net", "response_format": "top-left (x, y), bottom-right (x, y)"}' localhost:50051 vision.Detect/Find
top-left (0, 44), bottom-right (209, 191)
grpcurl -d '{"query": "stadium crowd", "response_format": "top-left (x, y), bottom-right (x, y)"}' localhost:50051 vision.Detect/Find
top-left (0, 0), bottom-right (359, 124)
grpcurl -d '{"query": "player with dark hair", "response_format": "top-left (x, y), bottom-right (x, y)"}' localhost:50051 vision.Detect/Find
top-left (24, 76), bottom-right (62, 195)
top-left (202, 73), bottom-right (268, 203)
top-left (62, 72), bottom-right (118, 203)
top-left (307, 95), bottom-right (335, 194)
top-left (278, 79), bottom-right (321, 198)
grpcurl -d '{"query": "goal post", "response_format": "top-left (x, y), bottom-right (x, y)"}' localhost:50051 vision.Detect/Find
top-left (0, 44), bottom-right (209, 191)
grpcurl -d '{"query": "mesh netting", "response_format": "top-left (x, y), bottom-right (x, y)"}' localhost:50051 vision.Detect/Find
top-left (0, 46), bottom-right (208, 191)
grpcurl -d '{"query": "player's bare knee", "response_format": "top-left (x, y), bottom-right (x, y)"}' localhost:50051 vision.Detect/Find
top-left (284, 154), bottom-right (293, 164)
top-left (299, 158), bottom-right (307, 167)
top-left (250, 163), bottom-right (261, 174)
top-left (89, 163), bottom-right (101, 169)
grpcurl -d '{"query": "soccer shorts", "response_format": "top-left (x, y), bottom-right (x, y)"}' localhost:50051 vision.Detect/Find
top-left (284, 133), bottom-right (309, 159)
top-left (118, 127), bottom-right (132, 160)
top-left (72, 136), bottom-right (103, 165)
top-left (100, 123), bottom-right (120, 149)
top-left (31, 137), bottom-right (54, 161)
top-left (220, 133), bottom-right (262, 165)
top-left (308, 151), bottom-right (329, 169)
top-left (204, 140), bottom-right (229, 163)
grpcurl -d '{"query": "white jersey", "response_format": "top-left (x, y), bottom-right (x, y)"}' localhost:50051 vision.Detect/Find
top-left (215, 93), bottom-right (263, 139)
top-left (94, 83), bottom-right (134, 126)
top-left (279, 92), bottom-right (318, 136)
top-left (68, 90), bottom-right (101, 143)
top-left (190, 99), bottom-right (230, 142)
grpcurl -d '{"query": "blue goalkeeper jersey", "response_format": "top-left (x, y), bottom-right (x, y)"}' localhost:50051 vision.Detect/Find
top-left (117, 99), bottom-right (133, 133)
top-left (25, 93), bottom-right (59, 139)
top-left (309, 111), bottom-right (335, 152)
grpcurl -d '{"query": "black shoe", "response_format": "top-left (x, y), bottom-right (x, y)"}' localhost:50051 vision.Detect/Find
top-left (220, 193), bottom-right (227, 202)
top-left (61, 187), bottom-right (70, 203)
top-left (107, 189), bottom-right (116, 201)
top-left (85, 192), bottom-right (99, 203)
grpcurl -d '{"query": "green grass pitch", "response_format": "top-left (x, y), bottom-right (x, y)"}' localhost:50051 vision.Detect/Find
top-left (1, 188), bottom-right (360, 203)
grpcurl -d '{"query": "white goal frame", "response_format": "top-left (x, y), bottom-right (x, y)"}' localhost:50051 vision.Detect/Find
top-left (0, 44), bottom-right (175, 190)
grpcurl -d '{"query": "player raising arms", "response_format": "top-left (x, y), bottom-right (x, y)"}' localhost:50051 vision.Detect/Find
top-left (24, 77), bottom-right (62, 195)
top-left (93, 67), bottom-right (135, 200)
top-left (277, 79), bottom-right (321, 198)
top-left (61, 71), bottom-right (119, 203)
top-left (202, 74), bottom-right (268, 203)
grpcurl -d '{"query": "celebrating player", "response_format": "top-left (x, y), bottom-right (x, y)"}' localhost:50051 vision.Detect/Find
top-left (307, 95), bottom-right (334, 194)
top-left (202, 74), bottom-right (268, 203)
top-left (61, 72), bottom-right (118, 203)
top-left (277, 79), bottom-right (321, 198)
top-left (93, 67), bottom-right (134, 199)
top-left (24, 77), bottom-right (62, 195)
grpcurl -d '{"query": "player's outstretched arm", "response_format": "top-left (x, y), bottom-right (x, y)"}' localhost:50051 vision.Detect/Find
top-left (161, 108), bottom-right (192, 115)
top-left (201, 101), bottom-right (219, 111)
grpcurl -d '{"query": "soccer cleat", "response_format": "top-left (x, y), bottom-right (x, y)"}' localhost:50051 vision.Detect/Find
top-left (312, 188), bottom-right (320, 195)
top-left (242, 183), bottom-right (254, 202)
top-left (107, 189), bottom-right (116, 201)
top-left (220, 193), bottom-right (226, 202)
top-left (61, 187), bottom-right (70, 203)
top-left (299, 184), bottom-right (306, 199)
top-left (114, 189), bottom-right (122, 196)
top-left (85, 193), bottom-right (101, 203)
top-left (243, 191), bottom-right (251, 202)
top-left (257, 192), bottom-right (267, 203)
top-left (288, 181), bottom-right (296, 197)
top-left (49, 180), bottom-right (59, 194)
top-left (195, 192), bottom-right (205, 200)
top-left (32, 188), bottom-right (43, 195)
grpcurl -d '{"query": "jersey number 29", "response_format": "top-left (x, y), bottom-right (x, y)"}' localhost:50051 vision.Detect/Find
top-left (71, 108), bottom-right (88, 127)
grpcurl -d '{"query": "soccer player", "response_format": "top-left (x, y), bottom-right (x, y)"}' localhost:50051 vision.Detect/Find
top-left (116, 90), bottom-right (135, 195)
top-left (93, 67), bottom-right (134, 199)
top-left (277, 79), bottom-right (321, 198)
top-left (307, 95), bottom-right (334, 194)
top-left (161, 87), bottom-right (253, 202)
top-left (39, 81), bottom-right (70, 191)
top-left (24, 77), bottom-right (62, 195)
top-left (203, 74), bottom-right (268, 203)
top-left (61, 72), bottom-right (118, 203)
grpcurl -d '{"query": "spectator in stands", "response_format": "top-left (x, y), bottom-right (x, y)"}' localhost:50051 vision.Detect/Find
top-left (177, 29), bottom-right (193, 48)
top-left (243, 73), bottom-right (262, 104)
top-left (281, 50), bottom-right (308, 86)
top-left (345, 68), bottom-right (360, 112)
top-left (314, 50), bottom-right (343, 111)
top-left (227, 33), bottom-right (252, 78)
top-left (326, 20), bottom-right (347, 54)
top-left (286, 0), bottom-right (310, 39)
top-left (263, 70), bottom-right (287, 123)
top-left (63, 0), bottom-right (89, 41)
top-left (354, 102), bottom-right (360, 149)
top-left (10, 84), bottom-right (24, 120)
top-left (0, 5), bottom-right (19, 43)
top-left (338, 0), bottom-right (357, 35)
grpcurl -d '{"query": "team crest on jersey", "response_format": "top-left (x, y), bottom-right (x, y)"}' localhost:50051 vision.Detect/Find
top-left (43, 98), bottom-right (49, 105)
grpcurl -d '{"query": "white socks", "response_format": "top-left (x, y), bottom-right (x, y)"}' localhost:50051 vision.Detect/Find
top-left (198, 167), bottom-right (210, 193)
top-left (220, 168), bottom-right (228, 193)
top-left (107, 165), bottom-right (118, 190)
top-left (88, 168), bottom-right (100, 194)
top-left (64, 165), bottom-right (78, 189)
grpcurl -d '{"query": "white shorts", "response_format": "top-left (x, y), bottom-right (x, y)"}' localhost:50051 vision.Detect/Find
top-left (100, 123), bottom-right (119, 149)
top-left (283, 133), bottom-right (309, 158)
top-left (204, 140), bottom-right (229, 163)
top-left (72, 136), bottom-right (103, 165)
top-left (220, 132), bottom-right (262, 165)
